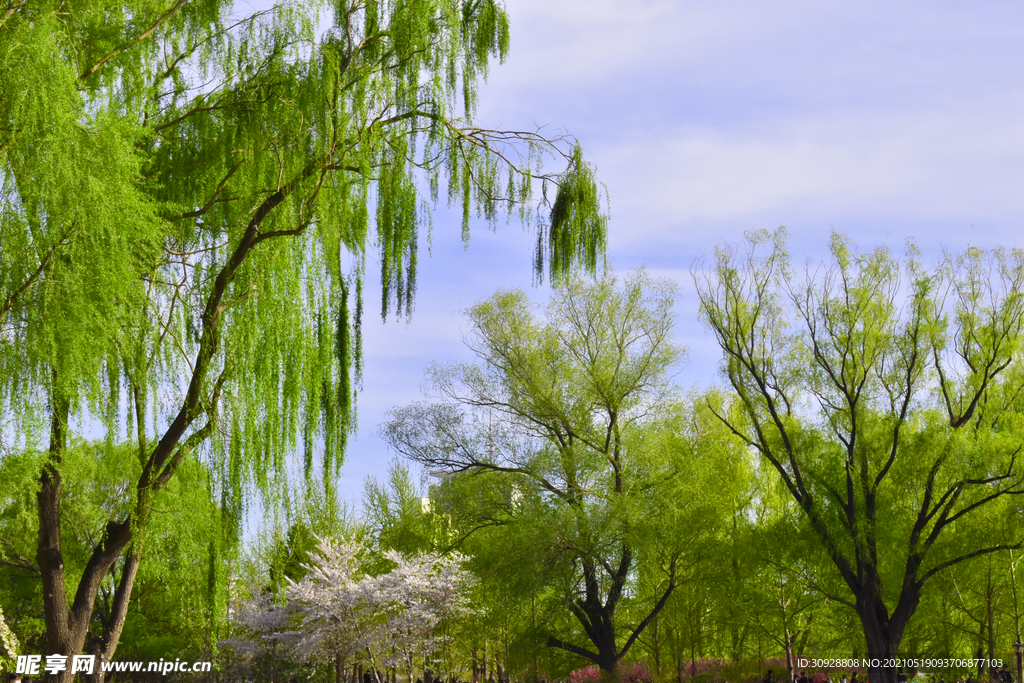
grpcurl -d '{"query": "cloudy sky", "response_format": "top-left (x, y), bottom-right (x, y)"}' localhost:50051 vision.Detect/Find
top-left (335, 0), bottom-right (1024, 507)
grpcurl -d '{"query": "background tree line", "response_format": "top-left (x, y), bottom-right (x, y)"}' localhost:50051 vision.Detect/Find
top-left (212, 242), bottom-right (1024, 683)
top-left (15, 240), bottom-right (1021, 683)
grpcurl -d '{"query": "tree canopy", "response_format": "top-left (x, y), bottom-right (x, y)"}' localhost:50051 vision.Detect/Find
top-left (6, 3), bottom-right (1024, 676)
top-left (694, 230), bottom-right (1024, 683)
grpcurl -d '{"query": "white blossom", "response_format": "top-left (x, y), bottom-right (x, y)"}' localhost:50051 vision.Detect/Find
top-left (225, 536), bottom-right (473, 678)
top-left (221, 582), bottom-right (300, 656)
top-left (0, 605), bottom-right (19, 665)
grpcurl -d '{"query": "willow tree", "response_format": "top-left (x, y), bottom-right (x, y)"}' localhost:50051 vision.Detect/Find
top-left (0, 0), bottom-right (606, 678)
top-left (695, 231), bottom-right (1024, 683)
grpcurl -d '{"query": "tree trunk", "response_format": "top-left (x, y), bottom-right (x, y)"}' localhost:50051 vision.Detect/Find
top-left (856, 584), bottom-right (916, 683)
top-left (861, 620), bottom-right (898, 683)
top-left (598, 660), bottom-right (619, 683)
top-left (784, 627), bottom-right (794, 683)
top-left (595, 620), bottom-right (619, 674)
top-left (85, 551), bottom-right (141, 683)
top-left (37, 394), bottom-right (76, 683)
top-left (987, 563), bottom-right (996, 681)
top-left (651, 614), bottom-right (662, 676)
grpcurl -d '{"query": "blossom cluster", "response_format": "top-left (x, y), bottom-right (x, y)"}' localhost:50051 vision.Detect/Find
top-left (225, 537), bottom-right (473, 677)
top-left (0, 606), bottom-right (19, 668)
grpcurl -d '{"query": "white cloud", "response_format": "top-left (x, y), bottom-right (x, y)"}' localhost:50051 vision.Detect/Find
top-left (597, 103), bottom-right (1024, 237)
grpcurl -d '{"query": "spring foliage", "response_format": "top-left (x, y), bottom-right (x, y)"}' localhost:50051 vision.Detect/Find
top-left (383, 271), bottom-right (735, 673)
top-left (0, 605), bottom-right (18, 669)
top-left (0, 0), bottom-right (607, 518)
top-left (694, 230), bottom-right (1024, 683)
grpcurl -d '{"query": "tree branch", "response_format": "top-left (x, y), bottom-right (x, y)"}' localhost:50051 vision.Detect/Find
top-left (546, 635), bottom-right (600, 665)
top-left (619, 556), bottom-right (678, 659)
top-left (80, 0), bottom-right (190, 81)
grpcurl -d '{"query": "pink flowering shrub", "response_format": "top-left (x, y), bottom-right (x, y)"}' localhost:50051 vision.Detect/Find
top-left (622, 662), bottom-right (652, 683)
top-left (566, 657), bottom-right (863, 683)
top-left (569, 666), bottom-right (601, 683)
top-left (682, 657), bottom-right (727, 678)
top-left (568, 662), bottom-right (653, 683)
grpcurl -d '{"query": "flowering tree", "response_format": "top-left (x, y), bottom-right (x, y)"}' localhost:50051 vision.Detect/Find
top-left (373, 550), bottom-right (474, 683)
top-left (0, 605), bottom-right (19, 671)
top-left (223, 585), bottom-right (300, 683)
top-left (227, 537), bottom-right (473, 683)
top-left (286, 538), bottom-right (375, 678)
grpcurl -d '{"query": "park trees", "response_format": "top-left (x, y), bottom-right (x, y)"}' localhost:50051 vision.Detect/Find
top-left (622, 393), bottom-right (756, 678)
top-left (0, 0), bottom-right (605, 677)
top-left (383, 271), bottom-right (730, 679)
top-left (364, 461), bottom-right (440, 558)
top-left (695, 230), bottom-right (1024, 683)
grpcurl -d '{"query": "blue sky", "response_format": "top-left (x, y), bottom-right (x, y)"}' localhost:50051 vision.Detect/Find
top-left (333, 0), bottom-right (1024, 508)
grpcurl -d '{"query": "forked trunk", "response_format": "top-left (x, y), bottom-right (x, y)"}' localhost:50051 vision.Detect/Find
top-left (856, 583), bottom-right (918, 683)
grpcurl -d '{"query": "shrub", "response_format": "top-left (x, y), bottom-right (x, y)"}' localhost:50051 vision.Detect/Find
top-left (568, 662), bottom-right (654, 683)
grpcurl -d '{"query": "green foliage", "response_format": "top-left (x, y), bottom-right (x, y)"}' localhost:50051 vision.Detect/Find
top-left (1, 0), bottom-right (607, 531)
top-left (242, 479), bottom-right (357, 600)
top-left (364, 460), bottom-right (437, 556)
top-left (210, 245), bottom-right (1024, 681)
top-left (537, 146), bottom-right (609, 285)
top-left (0, 605), bottom-right (18, 671)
